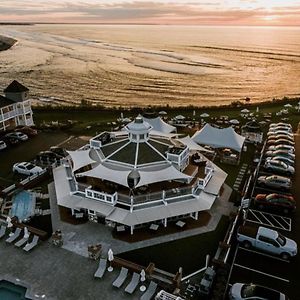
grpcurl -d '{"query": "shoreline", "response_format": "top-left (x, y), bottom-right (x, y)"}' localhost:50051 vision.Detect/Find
top-left (0, 35), bottom-right (17, 51)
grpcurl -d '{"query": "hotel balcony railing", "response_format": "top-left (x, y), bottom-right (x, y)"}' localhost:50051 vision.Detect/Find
top-left (0, 107), bottom-right (32, 121)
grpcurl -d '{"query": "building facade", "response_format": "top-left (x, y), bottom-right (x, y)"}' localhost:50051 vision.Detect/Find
top-left (52, 116), bottom-right (227, 234)
top-left (0, 80), bottom-right (34, 131)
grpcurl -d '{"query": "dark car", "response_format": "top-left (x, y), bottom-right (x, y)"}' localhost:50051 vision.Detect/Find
top-left (36, 151), bottom-right (62, 163)
top-left (15, 126), bottom-right (38, 137)
top-left (267, 139), bottom-right (295, 146)
top-left (254, 193), bottom-right (296, 214)
top-left (49, 146), bottom-right (67, 157)
top-left (2, 135), bottom-right (20, 145)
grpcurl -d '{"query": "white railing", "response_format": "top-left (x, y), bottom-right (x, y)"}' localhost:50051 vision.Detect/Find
top-left (85, 188), bottom-right (118, 205)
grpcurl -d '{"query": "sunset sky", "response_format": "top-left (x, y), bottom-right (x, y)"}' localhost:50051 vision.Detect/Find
top-left (1, 0), bottom-right (300, 26)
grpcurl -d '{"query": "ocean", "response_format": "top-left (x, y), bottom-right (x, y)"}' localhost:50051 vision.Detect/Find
top-left (0, 24), bottom-right (299, 107)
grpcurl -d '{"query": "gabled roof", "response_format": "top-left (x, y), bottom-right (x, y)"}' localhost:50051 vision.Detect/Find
top-left (0, 95), bottom-right (15, 108)
top-left (4, 80), bottom-right (29, 93)
top-left (192, 124), bottom-right (245, 152)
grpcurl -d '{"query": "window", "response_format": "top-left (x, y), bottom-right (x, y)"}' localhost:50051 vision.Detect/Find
top-left (132, 134), bottom-right (137, 140)
top-left (87, 191), bottom-right (93, 197)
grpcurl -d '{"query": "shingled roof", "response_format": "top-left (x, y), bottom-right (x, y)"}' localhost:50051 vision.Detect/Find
top-left (0, 95), bottom-right (15, 108)
top-left (4, 80), bottom-right (29, 93)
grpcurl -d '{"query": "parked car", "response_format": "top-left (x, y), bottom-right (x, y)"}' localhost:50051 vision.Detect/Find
top-left (267, 131), bottom-right (293, 138)
top-left (36, 151), bottom-right (62, 162)
top-left (15, 126), bottom-right (38, 137)
top-left (269, 127), bottom-right (292, 133)
top-left (13, 162), bottom-right (43, 176)
top-left (5, 131), bottom-right (28, 141)
top-left (49, 146), bottom-right (67, 157)
top-left (267, 145), bottom-right (294, 153)
top-left (267, 139), bottom-right (295, 146)
top-left (254, 193), bottom-right (296, 214)
top-left (266, 156), bottom-right (294, 167)
top-left (0, 140), bottom-right (7, 150)
top-left (237, 226), bottom-right (297, 260)
top-left (257, 175), bottom-right (291, 191)
top-left (264, 160), bottom-right (294, 176)
top-left (267, 134), bottom-right (294, 142)
top-left (265, 150), bottom-right (295, 160)
top-left (2, 135), bottom-right (19, 145)
top-left (270, 122), bottom-right (292, 128)
top-left (229, 283), bottom-right (289, 300)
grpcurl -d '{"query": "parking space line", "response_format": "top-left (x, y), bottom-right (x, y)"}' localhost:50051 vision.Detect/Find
top-left (257, 211), bottom-right (274, 226)
top-left (233, 264), bottom-right (290, 283)
top-left (239, 247), bottom-right (290, 263)
top-left (248, 210), bottom-right (264, 223)
top-left (269, 214), bottom-right (290, 230)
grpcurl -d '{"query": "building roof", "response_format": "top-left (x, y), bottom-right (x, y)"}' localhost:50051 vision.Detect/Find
top-left (4, 80), bottom-right (29, 93)
top-left (192, 124), bottom-right (245, 152)
top-left (0, 95), bottom-right (15, 108)
top-left (177, 136), bottom-right (214, 153)
top-left (68, 150), bottom-right (97, 172)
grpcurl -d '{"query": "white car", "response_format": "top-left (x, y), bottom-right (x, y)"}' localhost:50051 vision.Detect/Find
top-left (229, 283), bottom-right (288, 300)
top-left (267, 131), bottom-right (293, 138)
top-left (5, 131), bottom-right (28, 141)
top-left (264, 160), bottom-right (294, 176)
top-left (0, 140), bottom-right (7, 150)
top-left (266, 156), bottom-right (294, 167)
top-left (270, 122), bottom-right (292, 128)
top-left (267, 145), bottom-right (294, 153)
top-left (13, 162), bottom-right (43, 176)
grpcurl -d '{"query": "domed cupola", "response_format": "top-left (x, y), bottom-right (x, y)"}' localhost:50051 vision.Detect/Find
top-left (126, 115), bottom-right (152, 143)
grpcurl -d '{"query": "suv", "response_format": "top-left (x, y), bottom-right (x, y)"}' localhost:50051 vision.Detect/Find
top-left (265, 150), bottom-right (295, 160)
top-left (257, 175), bottom-right (291, 191)
top-left (5, 131), bottom-right (28, 141)
top-left (254, 193), bottom-right (296, 214)
top-left (267, 144), bottom-right (294, 153)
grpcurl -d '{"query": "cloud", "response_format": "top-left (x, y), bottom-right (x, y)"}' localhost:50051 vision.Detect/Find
top-left (0, 0), bottom-right (300, 25)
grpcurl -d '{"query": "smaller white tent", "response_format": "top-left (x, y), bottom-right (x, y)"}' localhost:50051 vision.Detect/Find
top-left (68, 150), bottom-right (97, 172)
top-left (192, 124), bottom-right (245, 152)
top-left (143, 116), bottom-right (176, 133)
top-left (200, 113), bottom-right (210, 118)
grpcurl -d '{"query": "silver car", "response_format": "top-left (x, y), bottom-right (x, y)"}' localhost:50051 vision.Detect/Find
top-left (264, 160), bottom-right (294, 176)
top-left (229, 283), bottom-right (288, 300)
top-left (257, 175), bottom-right (291, 191)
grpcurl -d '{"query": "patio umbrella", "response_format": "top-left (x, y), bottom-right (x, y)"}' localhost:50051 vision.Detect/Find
top-left (229, 119), bottom-right (239, 125)
top-left (108, 248), bottom-right (114, 272)
top-left (24, 227), bottom-right (30, 239)
top-left (140, 269), bottom-right (146, 292)
top-left (256, 107), bottom-right (259, 113)
top-left (200, 113), bottom-right (209, 118)
top-left (193, 110), bottom-right (196, 117)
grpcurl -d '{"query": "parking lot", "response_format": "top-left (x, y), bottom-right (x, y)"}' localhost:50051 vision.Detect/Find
top-left (227, 124), bottom-right (300, 299)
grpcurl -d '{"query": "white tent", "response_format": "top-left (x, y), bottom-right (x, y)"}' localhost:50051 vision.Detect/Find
top-left (200, 113), bottom-right (210, 118)
top-left (241, 109), bottom-right (249, 114)
top-left (136, 166), bottom-right (191, 188)
top-left (67, 150), bottom-right (97, 172)
top-left (192, 124), bottom-right (245, 152)
top-left (175, 115), bottom-right (185, 120)
top-left (229, 119), bottom-right (240, 125)
top-left (143, 116), bottom-right (176, 133)
top-left (177, 136), bottom-right (213, 153)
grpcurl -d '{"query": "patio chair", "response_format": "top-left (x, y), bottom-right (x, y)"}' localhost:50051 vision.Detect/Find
top-left (94, 258), bottom-right (107, 279)
top-left (112, 267), bottom-right (128, 288)
top-left (15, 234), bottom-right (31, 248)
top-left (5, 228), bottom-right (22, 243)
top-left (23, 235), bottom-right (39, 252)
top-left (0, 225), bottom-right (7, 239)
top-left (125, 272), bottom-right (140, 294)
top-left (140, 281), bottom-right (158, 300)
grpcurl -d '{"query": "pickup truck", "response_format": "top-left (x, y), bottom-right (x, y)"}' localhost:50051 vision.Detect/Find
top-left (237, 226), bottom-right (297, 260)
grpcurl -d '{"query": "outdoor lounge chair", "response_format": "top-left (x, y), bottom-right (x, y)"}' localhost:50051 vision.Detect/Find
top-left (94, 258), bottom-right (107, 279)
top-left (23, 235), bottom-right (39, 252)
top-left (112, 267), bottom-right (128, 288)
top-left (140, 281), bottom-right (158, 300)
top-left (5, 228), bottom-right (22, 243)
top-left (125, 272), bottom-right (140, 294)
top-left (0, 225), bottom-right (6, 239)
top-left (15, 234), bottom-right (31, 248)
